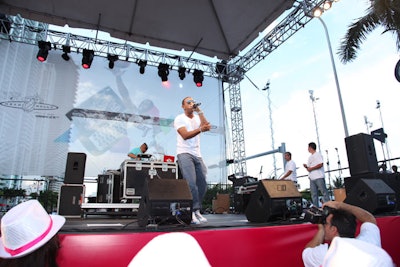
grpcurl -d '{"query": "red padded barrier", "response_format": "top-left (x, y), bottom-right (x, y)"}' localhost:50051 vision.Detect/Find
top-left (57, 216), bottom-right (400, 267)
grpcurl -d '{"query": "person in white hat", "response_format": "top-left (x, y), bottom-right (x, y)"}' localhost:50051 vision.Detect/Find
top-left (302, 201), bottom-right (382, 267)
top-left (0, 200), bottom-right (66, 266)
top-left (128, 232), bottom-right (211, 267)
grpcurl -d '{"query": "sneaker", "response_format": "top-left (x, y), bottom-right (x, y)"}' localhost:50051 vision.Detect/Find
top-left (195, 210), bottom-right (207, 223)
top-left (191, 212), bottom-right (200, 224)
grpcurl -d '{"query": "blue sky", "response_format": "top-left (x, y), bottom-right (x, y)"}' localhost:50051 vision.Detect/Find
top-left (237, 0), bottom-right (400, 189)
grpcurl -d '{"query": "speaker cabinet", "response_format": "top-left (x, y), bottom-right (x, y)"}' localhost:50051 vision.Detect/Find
top-left (345, 133), bottom-right (378, 176)
top-left (64, 152), bottom-right (86, 184)
top-left (138, 179), bottom-right (193, 227)
top-left (344, 178), bottom-right (396, 214)
top-left (245, 180), bottom-right (302, 223)
top-left (58, 185), bottom-right (85, 216)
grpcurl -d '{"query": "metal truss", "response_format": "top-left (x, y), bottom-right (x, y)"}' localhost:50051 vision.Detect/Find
top-left (231, 0), bottom-right (328, 72)
top-left (0, 15), bottom-right (218, 77)
top-left (227, 81), bottom-right (247, 176)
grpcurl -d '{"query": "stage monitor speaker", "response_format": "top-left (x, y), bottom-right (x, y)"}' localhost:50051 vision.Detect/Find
top-left (245, 180), bottom-right (302, 223)
top-left (138, 179), bottom-right (193, 227)
top-left (58, 185), bottom-right (85, 216)
top-left (345, 133), bottom-right (378, 176)
top-left (344, 178), bottom-right (396, 214)
top-left (64, 152), bottom-right (86, 184)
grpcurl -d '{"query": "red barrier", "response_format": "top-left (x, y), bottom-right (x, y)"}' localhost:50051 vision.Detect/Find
top-left (57, 216), bottom-right (400, 267)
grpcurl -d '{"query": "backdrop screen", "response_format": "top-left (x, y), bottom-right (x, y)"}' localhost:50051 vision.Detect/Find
top-left (0, 42), bottom-right (226, 184)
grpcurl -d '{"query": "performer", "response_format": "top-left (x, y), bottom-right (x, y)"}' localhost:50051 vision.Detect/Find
top-left (280, 152), bottom-right (297, 183)
top-left (127, 143), bottom-right (148, 159)
top-left (174, 97), bottom-right (211, 224)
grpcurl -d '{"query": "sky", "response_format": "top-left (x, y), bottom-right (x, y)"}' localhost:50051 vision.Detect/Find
top-left (236, 0), bottom-right (400, 190)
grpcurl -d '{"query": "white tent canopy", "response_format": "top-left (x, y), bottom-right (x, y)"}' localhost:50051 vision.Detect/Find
top-left (0, 0), bottom-right (295, 60)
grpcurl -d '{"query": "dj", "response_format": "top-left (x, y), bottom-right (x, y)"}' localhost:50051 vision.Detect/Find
top-left (128, 143), bottom-right (148, 160)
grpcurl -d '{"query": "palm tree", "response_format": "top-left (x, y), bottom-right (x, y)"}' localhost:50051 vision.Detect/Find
top-left (338, 0), bottom-right (400, 63)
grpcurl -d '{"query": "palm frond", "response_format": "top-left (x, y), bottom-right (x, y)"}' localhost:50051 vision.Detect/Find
top-left (338, 11), bottom-right (380, 64)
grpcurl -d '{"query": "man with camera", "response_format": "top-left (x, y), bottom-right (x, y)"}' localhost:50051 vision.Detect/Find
top-left (302, 201), bottom-right (382, 267)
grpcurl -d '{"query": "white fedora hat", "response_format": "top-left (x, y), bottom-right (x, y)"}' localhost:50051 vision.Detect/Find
top-left (0, 200), bottom-right (66, 258)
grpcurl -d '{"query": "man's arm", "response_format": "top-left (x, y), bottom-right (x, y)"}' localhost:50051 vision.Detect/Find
top-left (304, 163), bottom-right (323, 172)
top-left (177, 126), bottom-right (203, 140)
top-left (305, 224), bottom-right (325, 248)
top-left (280, 170), bottom-right (292, 180)
top-left (323, 201), bottom-right (377, 224)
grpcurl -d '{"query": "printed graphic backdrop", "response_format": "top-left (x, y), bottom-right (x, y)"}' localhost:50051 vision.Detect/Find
top-left (0, 41), bottom-right (226, 183)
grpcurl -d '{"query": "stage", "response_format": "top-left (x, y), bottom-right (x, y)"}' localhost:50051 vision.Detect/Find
top-left (57, 212), bottom-right (400, 267)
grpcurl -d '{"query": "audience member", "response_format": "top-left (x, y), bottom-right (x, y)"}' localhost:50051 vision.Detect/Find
top-left (128, 232), bottom-right (211, 267)
top-left (0, 200), bottom-right (65, 267)
top-left (302, 201), bottom-right (382, 267)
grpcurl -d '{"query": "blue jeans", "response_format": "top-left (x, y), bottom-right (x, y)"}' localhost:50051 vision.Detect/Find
top-left (177, 153), bottom-right (208, 210)
top-left (310, 178), bottom-right (330, 207)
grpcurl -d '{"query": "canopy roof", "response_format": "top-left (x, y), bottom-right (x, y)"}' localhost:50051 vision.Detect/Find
top-left (0, 0), bottom-right (295, 60)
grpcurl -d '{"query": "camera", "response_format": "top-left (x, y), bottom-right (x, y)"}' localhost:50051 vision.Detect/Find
top-left (304, 206), bottom-right (334, 224)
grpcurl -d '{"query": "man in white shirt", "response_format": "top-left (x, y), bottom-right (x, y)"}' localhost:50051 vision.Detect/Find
top-left (302, 201), bottom-right (383, 267)
top-left (280, 152), bottom-right (297, 183)
top-left (174, 96), bottom-right (211, 224)
top-left (303, 142), bottom-right (330, 207)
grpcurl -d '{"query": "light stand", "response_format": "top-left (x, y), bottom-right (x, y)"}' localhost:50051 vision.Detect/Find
top-left (325, 149), bottom-right (333, 198)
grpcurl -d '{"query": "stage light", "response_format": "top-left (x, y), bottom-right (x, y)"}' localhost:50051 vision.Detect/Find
top-left (107, 54), bottom-right (118, 69)
top-left (61, 45), bottom-right (71, 61)
top-left (158, 63), bottom-right (170, 82)
top-left (193, 69), bottom-right (204, 87)
top-left (82, 49), bottom-right (94, 69)
top-left (323, 0), bottom-right (332, 10)
top-left (178, 67), bottom-right (186, 80)
top-left (312, 6), bottom-right (323, 17)
top-left (138, 60), bottom-right (147, 74)
top-left (36, 41), bottom-right (51, 62)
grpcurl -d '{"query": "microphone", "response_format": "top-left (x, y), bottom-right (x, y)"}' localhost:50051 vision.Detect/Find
top-left (193, 102), bottom-right (201, 109)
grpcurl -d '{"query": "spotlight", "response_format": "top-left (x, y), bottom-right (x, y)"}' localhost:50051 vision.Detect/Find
top-left (61, 45), bottom-right (71, 61)
top-left (158, 63), bottom-right (170, 82)
top-left (178, 67), bottom-right (186, 80)
top-left (82, 49), bottom-right (94, 69)
top-left (36, 41), bottom-right (51, 62)
top-left (312, 6), bottom-right (323, 17)
top-left (193, 70), bottom-right (204, 87)
top-left (323, 0), bottom-right (332, 10)
top-left (138, 60), bottom-right (147, 74)
top-left (107, 54), bottom-right (118, 69)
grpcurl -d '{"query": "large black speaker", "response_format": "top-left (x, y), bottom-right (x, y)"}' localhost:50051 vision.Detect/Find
top-left (345, 133), bottom-right (378, 176)
top-left (64, 152), bottom-right (86, 184)
top-left (344, 178), bottom-right (396, 214)
top-left (58, 185), bottom-right (85, 216)
top-left (245, 180), bottom-right (302, 223)
top-left (138, 179), bottom-right (193, 227)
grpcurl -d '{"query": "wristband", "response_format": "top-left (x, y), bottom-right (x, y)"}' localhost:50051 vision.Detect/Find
top-left (198, 111), bottom-right (204, 115)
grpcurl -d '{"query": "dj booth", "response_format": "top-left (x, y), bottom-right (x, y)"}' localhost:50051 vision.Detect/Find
top-left (81, 157), bottom-right (180, 218)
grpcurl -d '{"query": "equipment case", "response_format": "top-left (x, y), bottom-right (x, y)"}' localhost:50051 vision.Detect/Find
top-left (120, 160), bottom-right (178, 199)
